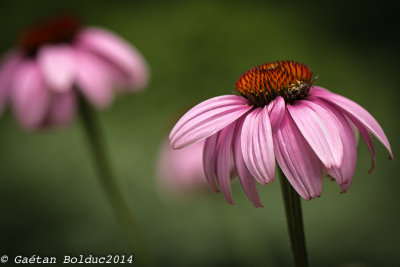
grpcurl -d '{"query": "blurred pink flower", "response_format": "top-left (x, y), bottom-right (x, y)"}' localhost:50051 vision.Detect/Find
top-left (169, 61), bottom-right (393, 207)
top-left (0, 15), bottom-right (149, 129)
top-left (157, 138), bottom-right (208, 194)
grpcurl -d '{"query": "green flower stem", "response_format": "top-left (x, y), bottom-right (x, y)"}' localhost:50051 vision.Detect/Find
top-left (79, 97), bottom-right (151, 266)
top-left (278, 167), bottom-right (309, 267)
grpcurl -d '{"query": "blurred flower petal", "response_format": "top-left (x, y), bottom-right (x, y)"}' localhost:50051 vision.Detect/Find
top-left (0, 51), bottom-right (22, 113)
top-left (11, 61), bottom-right (50, 129)
top-left (75, 49), bottom-right (113, 108)
top-left (38, 45), bottom-right (75, 92)
top-left (77, 27), bottom-right (149, 89)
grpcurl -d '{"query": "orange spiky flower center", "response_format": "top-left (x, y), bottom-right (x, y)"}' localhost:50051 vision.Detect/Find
top-left (18, 15), bottom-right (81, 57)
top-left (235, 61), bottom-right (314, 106)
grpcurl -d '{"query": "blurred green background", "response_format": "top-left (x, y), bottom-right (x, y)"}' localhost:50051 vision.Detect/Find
top-left (0, 1), bottom-right (399, 266)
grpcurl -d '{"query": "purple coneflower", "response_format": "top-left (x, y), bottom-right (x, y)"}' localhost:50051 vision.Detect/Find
top-left (170, 61), bottom-right (392, 208)
top-left (0, 15), bottom-right (151, 264)
top-left (0, 15), bottom-right (148, 129)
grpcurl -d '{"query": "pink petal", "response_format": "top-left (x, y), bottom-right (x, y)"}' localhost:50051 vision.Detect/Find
top-left (203, 133), bottom-right (220, 192)
top-left (215, 122), bottom-right (237, 205)
top-left (241, 107), bottom-right (275, 185)
top-left (257, 107), bottom-right (276, 180)
top-left (37, 45), bottom-right (75, 92)
top-left (232, 117), bottom-right (263, 207)
top-left (11, 61), bottom-right (50, 129)
top-left (310, 86), bottom-right (393, 160)
top-left (311, 98), bottom-right (357, 192)
top-left (268, 96), bottom-right (285, 132)
top-left (274, 109), bottom-right (323, 200)
top-left (346, 116), bottom-right (360, 145)
top-left (45, 91), bottom-right (77, 127)
top-left (169, 95), bottom-right (252, 149)
top-left (352, 118), bottom-right (376, 173)
top-left (287, 100), bottom-right (343, 168)
top-left (77, 27), bottom-right (149, 89)
top-left (241, 108), bottom-right (264, 184)
top-left (75, 49), bottom-right (113, 108)
top-left (0, 51), bottom-right (22, 113)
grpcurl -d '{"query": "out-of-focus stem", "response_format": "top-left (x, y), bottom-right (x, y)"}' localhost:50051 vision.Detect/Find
top-left (79, 96), bottom-right (152, 266)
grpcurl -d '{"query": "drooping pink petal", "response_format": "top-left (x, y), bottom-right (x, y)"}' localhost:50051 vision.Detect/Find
top-left (258, 107), bottom-right (276, 180)
top-left (311, 97), bottom-right (357, 192)
top-left (268, 96), bottom-right (285, 132)
top-left (274, 110), bottom-right (323, 200)
top-left (75, 49), bottom-right (113, 108)
top-left (351, 118), bottom-right (376, 173)
top-left (45, 91), bottom-right (77, 127)
top-left (241, 107), bottom-right (275, 185)
top-left (170, 95), bottom-right (252, 149)
top-left (232, 117), bottom-right (263, 207)
top-left (37, 45), bottom-right (76, 92)
top-left (10, 61), bottom-right (50, 129)
top-left (77, 27), bottom-right (149, 89)
top-left (310, 86), bottom-right (393, 160)
top-left (287, 100), bottom-right (343, 168)
top-left (241, 108), bottom-right (264, 184)
top-left (215, 122), bottom-right (237, 205)
top-left (0, 51), bottom-right (22, 113)
top-left (203, 133), bottom-right (220, 193)
top-left (346, 116), bottom-right (360, 145)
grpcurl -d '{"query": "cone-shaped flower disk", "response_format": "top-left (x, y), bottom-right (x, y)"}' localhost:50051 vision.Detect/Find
top-left (170, 61), bottom-right (393, 207)
top-left (0, 15), bottom-right (149, 129)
